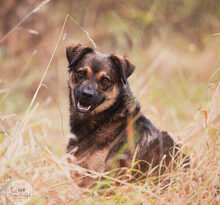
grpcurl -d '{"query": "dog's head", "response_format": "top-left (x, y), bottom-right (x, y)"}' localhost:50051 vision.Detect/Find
top-left (66, 44), bottom-right (135, 115)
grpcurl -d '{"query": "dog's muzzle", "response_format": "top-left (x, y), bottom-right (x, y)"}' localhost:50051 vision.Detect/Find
top-left (75, 86), bottom-right (104, 113)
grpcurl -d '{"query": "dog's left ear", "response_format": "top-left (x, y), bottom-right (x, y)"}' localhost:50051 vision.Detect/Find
top-left (66, 44), bottom-right (93, 69)
top-left (110, 54), bottom-right (135, 84)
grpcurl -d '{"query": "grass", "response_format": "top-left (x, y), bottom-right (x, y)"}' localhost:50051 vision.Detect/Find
top-left (0, 1), bottom-right (220, 204)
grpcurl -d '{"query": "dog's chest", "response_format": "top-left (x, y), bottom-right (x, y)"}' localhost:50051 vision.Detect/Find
top-left (74, 145), bottom-right (110, 171)
top-left (70, 120), bottom-right (126, 173)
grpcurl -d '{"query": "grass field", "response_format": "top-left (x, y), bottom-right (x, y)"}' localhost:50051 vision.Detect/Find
top-left (0, 1), bottom-right (220, 204)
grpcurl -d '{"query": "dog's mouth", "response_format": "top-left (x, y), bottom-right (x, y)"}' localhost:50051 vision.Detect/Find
top-left (77, 101), bottom-right (93, 113)
top-left (76, 98), bottom-right (105, 114)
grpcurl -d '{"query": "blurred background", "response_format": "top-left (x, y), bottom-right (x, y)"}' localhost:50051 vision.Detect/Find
top-left (0, 0), bottom-right (220, 153)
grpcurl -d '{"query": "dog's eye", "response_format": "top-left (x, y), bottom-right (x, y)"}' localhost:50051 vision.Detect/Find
top-left (77, 70), bottom-right (86, 79)
top-left (100, 77), bottom-right (111, 86)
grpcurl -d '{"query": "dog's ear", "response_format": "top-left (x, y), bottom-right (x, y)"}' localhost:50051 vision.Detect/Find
top-left (109, 54), bottom-right (135, 84)
top-left (66, 44), bottom-right (93, 69)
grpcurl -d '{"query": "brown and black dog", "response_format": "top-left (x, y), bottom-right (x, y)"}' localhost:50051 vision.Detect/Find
top-left (66, 44), bottom-right (186, 187)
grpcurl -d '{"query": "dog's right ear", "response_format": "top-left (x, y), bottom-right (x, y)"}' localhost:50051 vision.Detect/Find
top-left (66, 44), bottom-right (93, 69)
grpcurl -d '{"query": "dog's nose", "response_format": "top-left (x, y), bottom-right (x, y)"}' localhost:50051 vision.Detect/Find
top-left (81, 87), bottom-right (95, 98)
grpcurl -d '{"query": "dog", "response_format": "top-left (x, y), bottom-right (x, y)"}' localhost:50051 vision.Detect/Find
top-left (66, 44), bottom-right (185, 187)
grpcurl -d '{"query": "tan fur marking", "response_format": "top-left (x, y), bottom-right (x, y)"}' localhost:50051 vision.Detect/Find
top-left (92, 85), bottom-right (118, 114)
top-left (86, 66), bottom-right (92, 78)
top-left (96, 71), bottom-right (108, 81)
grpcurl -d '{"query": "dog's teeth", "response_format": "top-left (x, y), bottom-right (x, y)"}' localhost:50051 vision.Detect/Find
top-left (77, 102), bottom-right (91, 111)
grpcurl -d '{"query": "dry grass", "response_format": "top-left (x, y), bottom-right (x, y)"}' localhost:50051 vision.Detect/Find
top-left (0, 78), bottom-right (219, 204)
top-left (0, 1), bottom-right (220, 204)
